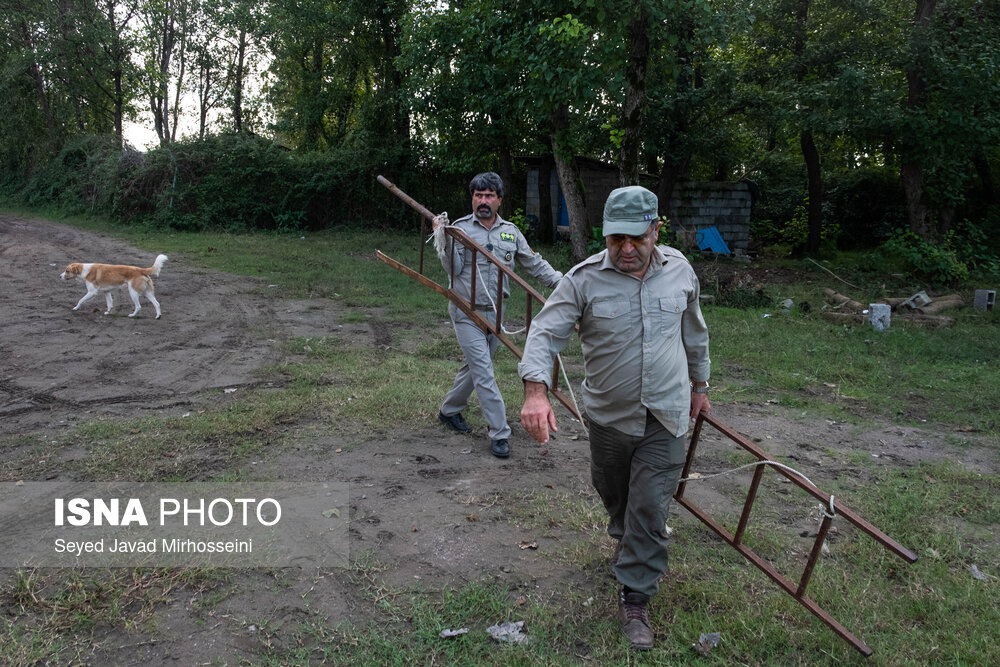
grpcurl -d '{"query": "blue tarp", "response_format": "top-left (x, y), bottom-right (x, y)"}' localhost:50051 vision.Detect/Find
top-left (697, 227), bottom-right (731, 254)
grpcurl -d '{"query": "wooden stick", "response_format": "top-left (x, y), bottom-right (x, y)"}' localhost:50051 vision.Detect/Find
top-left (807, 258), bottom-right (860, 290)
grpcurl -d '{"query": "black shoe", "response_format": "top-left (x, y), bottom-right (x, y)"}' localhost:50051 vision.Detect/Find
top-left (438, 411), bottom-right (472, 433)
top-left (491, 438), bottom-right (510, 458)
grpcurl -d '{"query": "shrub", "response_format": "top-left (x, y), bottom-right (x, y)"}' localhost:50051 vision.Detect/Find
top-left (874, 229), bottom-right (969, 285)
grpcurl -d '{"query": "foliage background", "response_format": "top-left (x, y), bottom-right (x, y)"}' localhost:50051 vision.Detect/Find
top-left (1, 0), bottom-right (999, 280)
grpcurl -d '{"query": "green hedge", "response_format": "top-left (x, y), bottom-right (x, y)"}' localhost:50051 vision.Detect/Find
top-left (3, 134), bottom-right (474, 232)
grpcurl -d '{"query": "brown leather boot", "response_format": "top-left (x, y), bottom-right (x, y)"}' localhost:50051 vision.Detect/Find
top-left (618, 589), bottom-right (654, 650)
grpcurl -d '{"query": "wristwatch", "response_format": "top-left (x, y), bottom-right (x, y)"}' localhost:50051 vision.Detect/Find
top-left (691, 381), bottom-right (710, 394)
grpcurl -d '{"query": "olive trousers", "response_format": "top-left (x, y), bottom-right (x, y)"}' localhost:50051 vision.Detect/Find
top-left (589, 411), bottom-right (687, 597)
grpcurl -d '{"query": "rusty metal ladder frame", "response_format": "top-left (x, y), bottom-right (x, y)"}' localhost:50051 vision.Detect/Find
top-left (374, 176), bottom-right (582, 421)
top-left (678, 412), bottom-right (918, 656)
top-left (375, 175), bottom-right (917, 656)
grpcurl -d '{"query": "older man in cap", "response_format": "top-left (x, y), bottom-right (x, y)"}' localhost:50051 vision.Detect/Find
top-left (518, 185), bottom-right (711, 650)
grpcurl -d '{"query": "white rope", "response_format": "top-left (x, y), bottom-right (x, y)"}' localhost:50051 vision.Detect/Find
top-left (681, 459), bottom-right (837, 518)
top-left (557, 354), bottom-right (582, 422)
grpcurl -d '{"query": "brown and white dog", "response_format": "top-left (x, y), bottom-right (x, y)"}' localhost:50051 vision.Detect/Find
top-left (60, 254), bottom-right (168, 319)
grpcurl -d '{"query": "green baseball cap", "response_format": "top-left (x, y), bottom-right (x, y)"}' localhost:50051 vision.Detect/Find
top-left (602, 186), bottom-right (658, 236)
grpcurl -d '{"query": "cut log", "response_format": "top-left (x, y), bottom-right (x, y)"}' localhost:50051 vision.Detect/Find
top-left (823, 288), bottom-right (865, 313)
top-left (915, 295), bottom-right (964, 315)
top-left (821, 310), bottom-right (954, 328)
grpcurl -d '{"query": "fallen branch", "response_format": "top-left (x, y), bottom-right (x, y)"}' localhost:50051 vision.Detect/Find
top-left (807, 258), bottom-right (861, 290)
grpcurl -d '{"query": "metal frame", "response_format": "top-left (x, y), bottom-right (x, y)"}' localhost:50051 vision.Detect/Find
top-left (375, 176), bottom-right (581, 421)
top-left (677, 412), bottom-right (918, 656)
top-left (376, 175), bottom-right (917, 656)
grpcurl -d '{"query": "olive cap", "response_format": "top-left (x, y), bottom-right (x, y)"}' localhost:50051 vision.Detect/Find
top-left (602, 186), bottom-right (659, 236)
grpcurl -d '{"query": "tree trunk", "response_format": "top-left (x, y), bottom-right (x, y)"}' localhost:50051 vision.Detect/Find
top-left (20, 20), bottom-right (56, 134)
top-left (498, 145), bottom-right (513, 218)
top-left (902, 161), bottom-right (933, 239)
top-left (973, 153), bottom-right (997, 206)
top-left (551, 106), bottom-right (589, 263)
top-left (233, 29), bottom-right (246, 133)
top-left (656, 151), bottom-right (690, 220)
top-left (793, 0), bottom-right (823, 256)
top-left (801, 129), bottom-right (823, 254)
top-left (619, 7), bottom-right (649, 187)
top-left (303, 38), bottom-right (325, 150)
top-left (170, 2), bottom-right (189, 144)
top-left (901, 0), bottom-right (939, 241)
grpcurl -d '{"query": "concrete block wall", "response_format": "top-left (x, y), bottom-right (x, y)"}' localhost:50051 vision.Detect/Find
top-left (668, 182), bottom-right (752, 254)
top-left (523, 162), bottom-right (752, 253)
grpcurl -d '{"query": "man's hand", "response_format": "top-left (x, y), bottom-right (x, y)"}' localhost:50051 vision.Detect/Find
top-left (690, 391), bottom-right (712, 423)
top-left (521, 381), bottom-right (558, 444)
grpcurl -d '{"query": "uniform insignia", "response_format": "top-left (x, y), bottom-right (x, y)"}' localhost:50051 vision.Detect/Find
top-left (505, 251), bottom-right (513, 262)
top-left (500, 232), bottom-right (515, 243)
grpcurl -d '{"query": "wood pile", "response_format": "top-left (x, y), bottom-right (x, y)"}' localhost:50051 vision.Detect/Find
top-left (822, 288), bottom-right (962, 327)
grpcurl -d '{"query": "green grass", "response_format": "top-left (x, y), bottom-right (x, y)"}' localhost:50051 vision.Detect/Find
top-left (706, 303), bottom-right (1000, 437)
top-left (225, 462), bottom-right (1000, 665)
top-left (1, 567), bottom-right (227, 665)
top-left (3, 209), bottom-right (999, 665)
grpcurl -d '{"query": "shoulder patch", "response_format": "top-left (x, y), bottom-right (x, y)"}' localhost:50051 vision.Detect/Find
top-left (499, 232), bottom-right (516, 244)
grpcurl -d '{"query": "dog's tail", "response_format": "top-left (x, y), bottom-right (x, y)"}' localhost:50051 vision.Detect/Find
top-left (147, 254), bottom-right (168, 276)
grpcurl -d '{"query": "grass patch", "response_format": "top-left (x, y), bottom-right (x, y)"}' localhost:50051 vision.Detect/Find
top-left (707, 303), bottom-right (1000, 438)
top-left (0, 567), bottom-right (227, 665)
top-left (233, 463), bottom-right (1000, 665)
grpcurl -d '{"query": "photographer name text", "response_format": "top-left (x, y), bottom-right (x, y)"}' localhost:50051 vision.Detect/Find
top-left (54, 537), bottom-right (253, 554)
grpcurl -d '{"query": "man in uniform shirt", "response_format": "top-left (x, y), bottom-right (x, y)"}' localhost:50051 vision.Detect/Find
top-left (435, 172), bottom-right (563, 458)
top-left (518, 185), bottom-right (711, 649)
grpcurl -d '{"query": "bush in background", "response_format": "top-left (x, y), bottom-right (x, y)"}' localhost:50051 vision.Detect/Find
top-left (3, 134), bottom-right (474, 233)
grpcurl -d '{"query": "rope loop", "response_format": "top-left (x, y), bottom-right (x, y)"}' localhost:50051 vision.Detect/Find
top-left (681, 459), bottom-right (837, 519)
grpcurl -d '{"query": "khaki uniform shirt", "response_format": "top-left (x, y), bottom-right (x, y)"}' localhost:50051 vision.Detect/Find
top-left (518, 245), bottom-right (710, 437)
top-left (437, 213), bottom-right (563, 309)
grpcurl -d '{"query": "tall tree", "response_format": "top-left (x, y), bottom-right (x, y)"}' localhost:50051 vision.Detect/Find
top-left (619, 5), bottom-right (649, 187)
top-left (896, 0), bottom-right (1000, 241)
top-left (518, 9), bottom-right (620, 262)
top-left (50, 0), bottom-right (141, 147)
top-left (138, 0), bottom-right (194, 144)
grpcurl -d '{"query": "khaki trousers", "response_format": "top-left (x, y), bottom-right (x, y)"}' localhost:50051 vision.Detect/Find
top-left (439, 304), bottom-right (512, 441)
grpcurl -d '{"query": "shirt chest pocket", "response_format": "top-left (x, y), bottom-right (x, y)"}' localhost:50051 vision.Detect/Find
top-left (591, 298), bottom-right (632, 339)
top-left (494, 241), bottom-right (516, 266)
top-left (658, 296), bottom-right (685, 335)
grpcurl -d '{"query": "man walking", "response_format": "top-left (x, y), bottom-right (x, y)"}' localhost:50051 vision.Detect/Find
top-left (436, 172), bottom-right (563, 458)
top-left (518, 185), bottom-right (711, 649)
